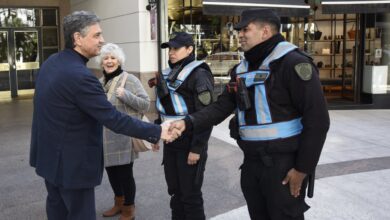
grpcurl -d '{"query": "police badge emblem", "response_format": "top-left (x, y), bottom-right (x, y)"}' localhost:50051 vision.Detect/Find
top-left (294, 63), bottom-right (313, 81)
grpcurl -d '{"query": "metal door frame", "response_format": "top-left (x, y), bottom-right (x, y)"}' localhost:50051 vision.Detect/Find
top-left (0, 27), bottom-right (42, 98)
top-left (0, 30), bottom-right (11, 97)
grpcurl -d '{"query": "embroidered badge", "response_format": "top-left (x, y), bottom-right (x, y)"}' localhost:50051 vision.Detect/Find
top-left (198, 91), bottom-right (212, 105)
top-left (294, 63), bottom-right (313, 81)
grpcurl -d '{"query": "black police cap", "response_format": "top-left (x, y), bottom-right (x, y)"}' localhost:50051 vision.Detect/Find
top-left (161, 32), bottom-right (194, 49)
top-left (234, 9), bottom-right (281, 31)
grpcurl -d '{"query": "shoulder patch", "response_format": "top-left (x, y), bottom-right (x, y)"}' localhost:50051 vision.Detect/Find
top-left (198, 91), bottom-right (212, 106)
top-left (294, 63), bottom-right (312, 81)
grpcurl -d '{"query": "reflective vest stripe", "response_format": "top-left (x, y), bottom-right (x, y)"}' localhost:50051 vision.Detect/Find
top-left (170, 91), bottom-right (187, 115)
top-left (177, 61), bottom-right (204, 81)
top-left (165, 61), bottom-right (204, 91)
top-left (156, 60), bottom-right (203, 116)
top-left (160, 114), bottom-right (186, 123)
top-left (235, 41), bottom-right (303, 141)
top-left (238, 110), bottom-right (246, 126)
top-left (239, 118), bottom-right (303, 141)
top-left (255, 85), bottom-right (272, 124)
top-left (260, 41), bottom-right (297, 69)
top-left (236, 59), bottom-right (248, 73)
top-left (156, 96), bottom-right (166, 114)
top-left (162, 68), bottom-right (170, 77)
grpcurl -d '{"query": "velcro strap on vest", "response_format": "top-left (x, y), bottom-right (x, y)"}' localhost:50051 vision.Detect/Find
top-left (239, 118), bottom-right (303, 141)
top-left (237, 70), bottom-right (270, 87)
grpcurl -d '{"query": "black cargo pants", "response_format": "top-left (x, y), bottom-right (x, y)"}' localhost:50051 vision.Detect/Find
top-left (163, 147), bottom-right (207, 220)
top-left (240, 151), bottom-right (310, 220)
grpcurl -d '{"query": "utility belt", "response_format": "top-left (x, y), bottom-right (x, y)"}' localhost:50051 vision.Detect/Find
top-left (238, 135), bottom-right (300, 166)
top-left (243, 146), bottom-right (297, 167)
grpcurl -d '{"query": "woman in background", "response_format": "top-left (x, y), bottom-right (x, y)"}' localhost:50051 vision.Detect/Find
top-left (98, 43), bottom-right (150, 220)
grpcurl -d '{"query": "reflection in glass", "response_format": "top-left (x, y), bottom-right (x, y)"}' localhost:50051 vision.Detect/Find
top-left (14, 31), bottom-right (39, 91)
top-left (371, 13), bottom-right (390, 92)
top-left (0, 8), bottom-right (40, 27)
top-left (42, 9), bottom-right (57, 26)
top-left (42, 28), bottom-right (58, 47)
top-left (17, 69), bottom-right (37, 90)
top-left (0, 32), bottom-right (8, 63)
top-left (167, 0), bottom-right (241, 96)
top-left (0, 31), bottom-right (10, 91)
top-left (0, 70), bottom-right (10, 91)
top-left (14, 31), bottom-right (39, 63)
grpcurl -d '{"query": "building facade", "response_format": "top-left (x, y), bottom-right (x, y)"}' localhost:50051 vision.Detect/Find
top-left (0, 0), bottom-right (389, 108)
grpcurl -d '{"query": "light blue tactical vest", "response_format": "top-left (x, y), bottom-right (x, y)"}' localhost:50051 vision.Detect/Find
top-left (156, 60), bottom-right (204, 122)
top-left (235, 41), bottom-right (303, 141)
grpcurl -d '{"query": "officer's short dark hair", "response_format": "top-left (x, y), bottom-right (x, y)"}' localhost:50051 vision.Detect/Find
top-left (234, 9), bottom-right (281, 33)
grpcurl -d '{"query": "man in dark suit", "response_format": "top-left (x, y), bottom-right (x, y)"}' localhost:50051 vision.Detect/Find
top-left (30, 11), bottom-right (176, 220)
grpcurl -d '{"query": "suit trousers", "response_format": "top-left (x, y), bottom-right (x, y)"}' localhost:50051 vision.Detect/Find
top-left (240, 152), bottom-right (310, 220)
top-left (163, 148), bottom-right (207, 220)
top-left (44, 180), bottom-right (96, 220)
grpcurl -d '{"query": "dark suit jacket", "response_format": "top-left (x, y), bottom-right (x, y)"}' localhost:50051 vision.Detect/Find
top-left (30, 49), bottom-right (160, 189)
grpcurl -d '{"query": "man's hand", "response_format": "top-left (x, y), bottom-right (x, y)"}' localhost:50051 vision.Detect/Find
top-left (115, 87), bottom-right (125, 98)
top-left (187, 152), bottom-right (200, 165)
top-left (170, 120), bottom-right (186, 133)
top-left (282, 168), bottom-right (307, 198)
top-left (160, 121), bottom-right (182, 142)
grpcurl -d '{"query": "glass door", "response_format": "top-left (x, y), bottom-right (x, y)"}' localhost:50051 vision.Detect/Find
top-left (13, 29), bottom-right (40, 97)
top-left (0, 28), bottom-right (40, 98)
top-left (0, 30), bottom-right (11, 99)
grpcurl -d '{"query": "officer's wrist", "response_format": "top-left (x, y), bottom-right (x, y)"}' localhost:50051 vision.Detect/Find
top-left (184, 115), bottom-right (193, 131)
top-left (190, 146), bottom-right (202, 154)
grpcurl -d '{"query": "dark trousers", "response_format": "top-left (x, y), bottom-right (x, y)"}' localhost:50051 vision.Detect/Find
top-left (240, 153), bottom-right (310, 220)
top-left (105, 163), bottom-right (135, 205)
top-left (44, 180), bottom-right (96, 220)
top-left (163, 148), bottom-right (207, 220)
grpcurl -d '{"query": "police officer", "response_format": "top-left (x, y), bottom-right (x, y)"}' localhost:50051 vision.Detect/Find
top-left (171, 9), bottom-right (330, 220)
top-left (150, 32), bottom-right (214, 220)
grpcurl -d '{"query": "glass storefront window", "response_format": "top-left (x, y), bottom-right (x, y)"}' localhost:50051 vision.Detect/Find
top-left (42, 28), bottom-right (58, 47)
top-left (283, 11), bottom-right (358, 101)
top-left (14, 31), bottom-right (39, 63)
top-left (43, 48), bottom-right (58, 61)
top-left (0, 31), bottom-right (10, 92)
top-left (167, 0), bottom-right (241, 96)
top-left (42, 9), bottom-right (57, 26)
top-left (0, 8), bottom-right (40, 27)
top-left (0, 7), bottom-right (59, 98)
top-left (0, 32), bottom-right (7, 63)
top-left (363, 13), bottom-right (390, 94)
top-left (369, 13), bottom-right (390, 93)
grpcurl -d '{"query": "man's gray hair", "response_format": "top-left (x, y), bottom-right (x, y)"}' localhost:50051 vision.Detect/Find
top-left (98, 43), bottom-right (126, 66)
top-left (63, 11), bottom-right (100, 49)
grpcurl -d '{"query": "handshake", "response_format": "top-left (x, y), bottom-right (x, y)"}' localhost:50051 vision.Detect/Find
top-left (159, 120), bottom-right (187, 143)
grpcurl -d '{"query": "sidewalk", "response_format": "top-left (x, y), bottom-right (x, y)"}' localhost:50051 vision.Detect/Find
top-left (210, 110), bottom-right (390, 220)
top-left (0, 100), bottom-right (389, 219)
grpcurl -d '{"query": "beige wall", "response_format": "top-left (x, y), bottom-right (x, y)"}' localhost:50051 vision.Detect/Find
top-left (0, 0), bottom-right (71, 49)
top-left (70, 0), bottom-right (160, 108)
top-left (70, 0), bottom-right (159, 74)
